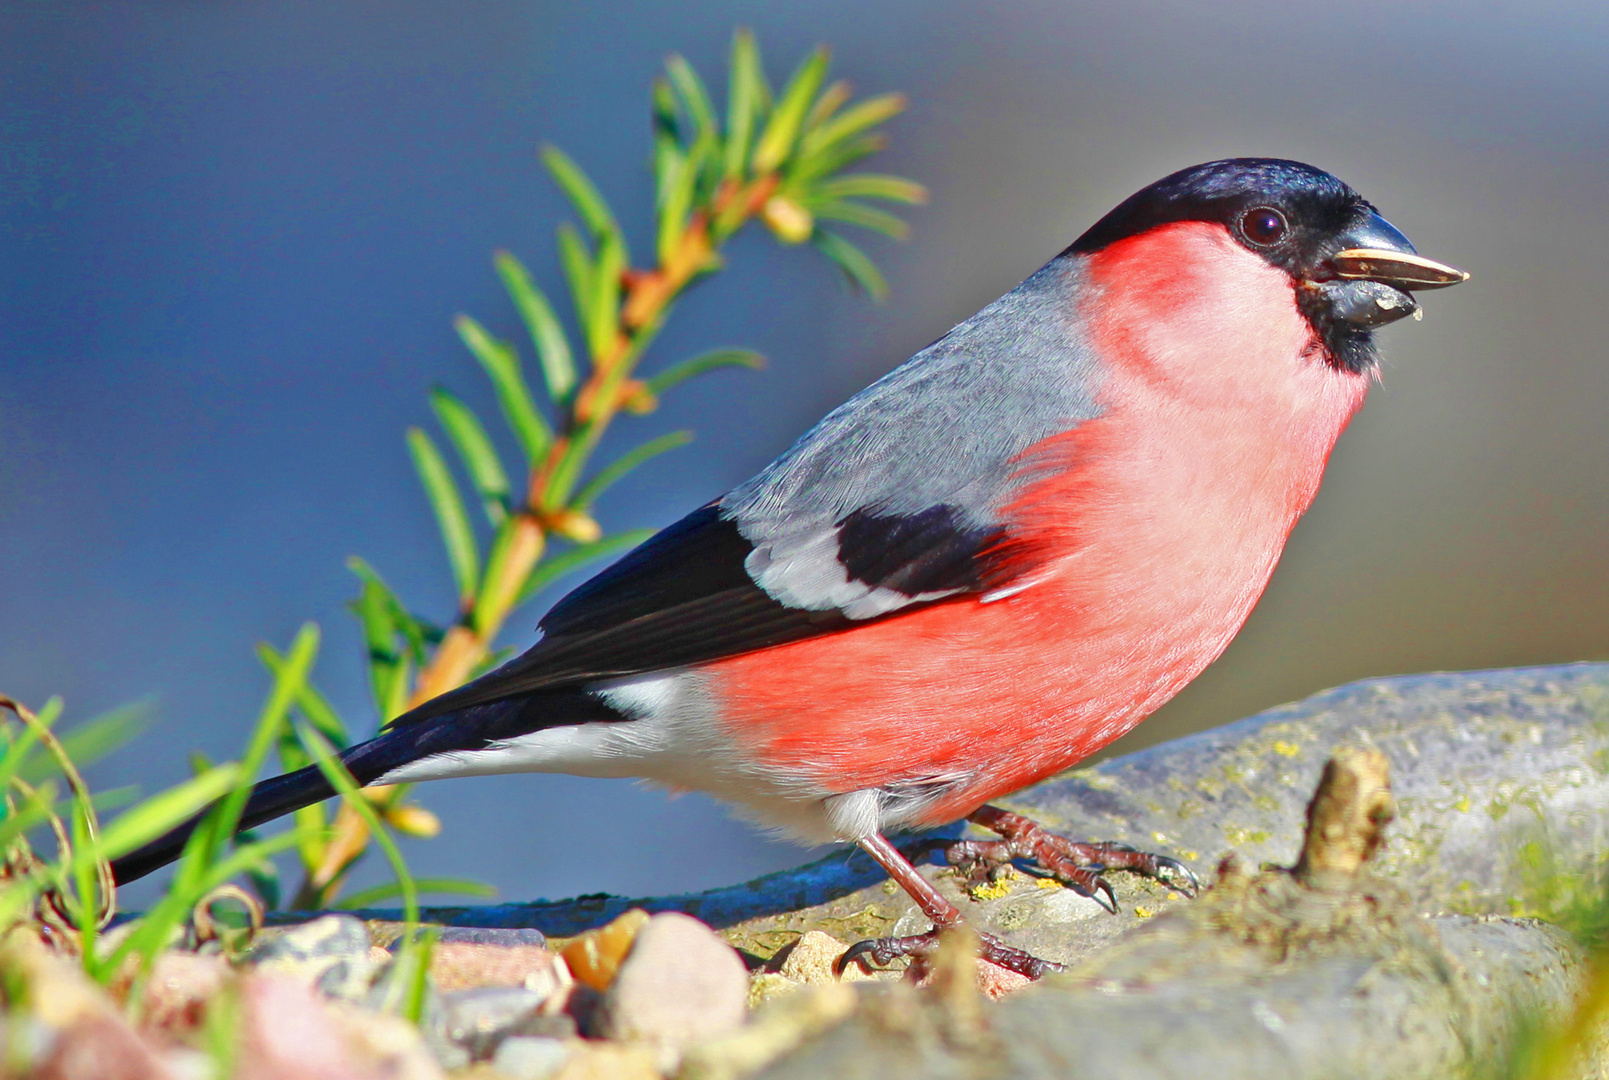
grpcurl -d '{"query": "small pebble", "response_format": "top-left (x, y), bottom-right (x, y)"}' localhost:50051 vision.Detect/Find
top-left (141, 951), bottom-right (231, 1035)
top-left (594, 912), bottom-right (748, 1057)
top-left (433, 927), bottom-right (547, 948)
top-left (747, 971), bottom-right (801, 1010)
top-left (768, 931), bottom-right (873, 985)
top-left (490, 1036), bottom-right (571, 1080)
top-left (440, 987), bottom-right (575, 1060)
top-left (428, 943), bottom-right (566, 994)
top-left (246, 915), bottom-right (380, 1000)
top-left (975, 959), bottom-right (1033, 999)
top-left (559, 909), bottom-right (648, 992)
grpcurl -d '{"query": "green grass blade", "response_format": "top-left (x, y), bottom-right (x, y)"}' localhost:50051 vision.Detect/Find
top-left (471, 517), bottom-right (523, 635)
top-left (645, 348), bottom-right (764, 398)
top-left (0, 781), bottom-right (61, 849)
top-left (572, 431), bottom-right (692, 511)
top-left (406, 428), bottom-right (480, 605)
top-left (35, 703), bottom-right (151, 782)
top-left (0, 697), bottom-right (62, 797)
top-left (256, 643), bottom-right (348, 748)
top-left (194, 827), bottom-right (317, 899)
top-left (666, 54), bottom-right (718, 141)
top-left (587, 232), bottom-right (624, 362)
top-left (493, 251), bottom-right (576, 402)
top-left (797, 92), bottom-right (907, 160)
top-left (346, 572), bottom-right (403, 722)
top-left (33, 697), bottom-right (64, 728)
top-left (802, 80), bottom-right (851, 135)
top-left (71, 803), bottom-right (99, 965)
top-left (515, 529), bottom-right (654, 607)
top-left (651, 75), bottom-right (681, 146)
top-left (453, 315), bottom-right (552, 467)
top-left (150, 620), bottom-right (317, 934)
top-left (813, 173), bottom-right (929, 204)
top-left (556, 223), bottom-right (597, 349)
top-left (655, 143), bottom-right (691, 265)
top-left (812, 230), bottom-right (889, 301)
top-left (430, 387), bottom-right (512, 527)
top-left (91, 763), bottom-right (243, 863)
top-left (805, 199), bottom-right (910, 239)
top-left (335, 877), bottom-right (497, 910)
top-left (723, 29), bottom-right (764, 178)
top-left (345, 563), bottom-right (434, 672)
top-left (210, 624), bottom-right (318, 848)
top-left (787, 134), bottom-right (885, 187)
top-left (299, 722), bottom-right (427, 1018)
top-left (752, 46), bottom-right (830, 173)
top-left (540, 145), bottom-right (623, 252)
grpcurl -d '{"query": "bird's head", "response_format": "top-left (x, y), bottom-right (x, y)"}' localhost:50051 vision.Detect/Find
top-left (1067, 158), bottom-right (1468, 374)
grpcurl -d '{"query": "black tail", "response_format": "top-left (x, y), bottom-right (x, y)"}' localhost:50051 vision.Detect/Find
top-left (109, 730), bottom-right (418, 886)
top-left (109, 687), bottom-right (618, 886)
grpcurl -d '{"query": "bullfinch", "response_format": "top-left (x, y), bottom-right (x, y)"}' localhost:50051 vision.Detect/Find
top-left (113, 158), bottom-right (1467, 976)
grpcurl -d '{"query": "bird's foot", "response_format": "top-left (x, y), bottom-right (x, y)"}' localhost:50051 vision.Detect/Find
top-left (836, 926), bottom-right (1065, 980)
top-left (934, 805), bottom-right (1200, 912)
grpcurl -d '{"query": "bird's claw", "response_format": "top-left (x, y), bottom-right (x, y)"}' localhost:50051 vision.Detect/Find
top-left (938, 807), bottom-right (1201, 911)
top-left (1146, 853), bottom-right (1202, 897)
top-left (835, 926), bottom-right (1065, 980)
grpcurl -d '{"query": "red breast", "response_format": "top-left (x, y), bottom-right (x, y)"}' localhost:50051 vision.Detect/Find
top-left (703, 220), bottom-right (1371, 824)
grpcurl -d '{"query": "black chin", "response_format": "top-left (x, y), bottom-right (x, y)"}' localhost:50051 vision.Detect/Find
top-left (1297, 281), bottom-right (1385, 375)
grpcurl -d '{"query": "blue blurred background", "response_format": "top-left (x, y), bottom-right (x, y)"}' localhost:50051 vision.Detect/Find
top-left (4, 0), bottom-right (1607, 907)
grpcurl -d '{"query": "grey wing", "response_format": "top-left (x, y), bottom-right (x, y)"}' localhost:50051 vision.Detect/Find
top-left (391, 255), bottom-right (1105, 728)
top-left (722, 254), bottom-right (1104, 619)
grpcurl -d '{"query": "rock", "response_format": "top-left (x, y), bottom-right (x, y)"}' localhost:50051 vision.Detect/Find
top-left (428, 941), bottom-right (567, 994)
top-left (237, 973), bottom-right (448, 1080)
top-left (359, 961), bottom-right (463, 1072)
top-left (680, 983), bottom-right (860, 1080)
top-left (247, 914), bottom-right (380, 1000)
top-left (491, 1036), bottom-right (572, 1080)
top-left (325, 1000), bottom-right (449, 1080)
top-left (235, 973), bottom-right (375, 1080)
top-left (141, 951), bottom-right (231, 1036)
top-left (0, 1016), bottom-right (57, 1075)
top-left (158, 1048), bottom-right (214, 1080)
top-left (434, 927), bottom-right (547, 948)
top-left (747, 972), bottom-right (802, 1010)
top-left (398, 664), bottom-right (1609, 964)
top-left (546, 1043), bottom-right (658, 1080)
top-left (36, 1014), bottom-right (174, 1080)
top-left (559, 908), bottom-right (648, 991)
top-left (766, 932), bottom-right (872, 985)
top-left (750, 747), bottom-right (1593, 1080)
top-left (439, 986), bottom-right (576, 1060)
top-left (0, 928), bottom-right (171, 1080)
top-left (973, 958), bottom-right (1032, 999)
top-left (594, 912), bottom-right (749, 1060)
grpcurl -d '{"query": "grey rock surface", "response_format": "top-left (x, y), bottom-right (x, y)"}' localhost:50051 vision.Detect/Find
top-left (491, 1036), bottom-right (572, 1080)
top-left (751, 911), bottom-right (1582, 1080)
top-left (438, 986), bottom-right (572, 1061)
top-left (244, 913), bottom-right (380, 1000)
top-left (430, 927), bottom-right (547, 948)
top-left (357, 664), bottom-right (1609, 968)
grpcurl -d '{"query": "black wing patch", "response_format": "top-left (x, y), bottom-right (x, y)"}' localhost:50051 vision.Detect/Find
top-left (836, 504), bottom-right (1001, 595)
top-left (391, 500), bottom-right (1009, 728)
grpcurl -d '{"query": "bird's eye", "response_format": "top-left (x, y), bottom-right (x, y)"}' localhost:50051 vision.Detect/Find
top-left (1240, 207), bottom-right (1288, 246)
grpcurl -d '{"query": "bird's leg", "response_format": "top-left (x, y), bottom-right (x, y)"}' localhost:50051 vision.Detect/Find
top-left (837, 832), bottom-right (1065, 979)
top-left (934, 804), bottom-right (1200, 912)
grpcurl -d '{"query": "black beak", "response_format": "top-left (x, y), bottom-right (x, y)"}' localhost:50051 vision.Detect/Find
top-left (1314, 210), bottom-right (1469, 327)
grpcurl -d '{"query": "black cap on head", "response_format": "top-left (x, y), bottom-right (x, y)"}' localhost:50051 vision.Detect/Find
top-left (1066, 159), bottom-right (1467, 373)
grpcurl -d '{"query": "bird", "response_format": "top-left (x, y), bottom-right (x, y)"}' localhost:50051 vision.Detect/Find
top-left (113, 158), bottom-right (1467, 976)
